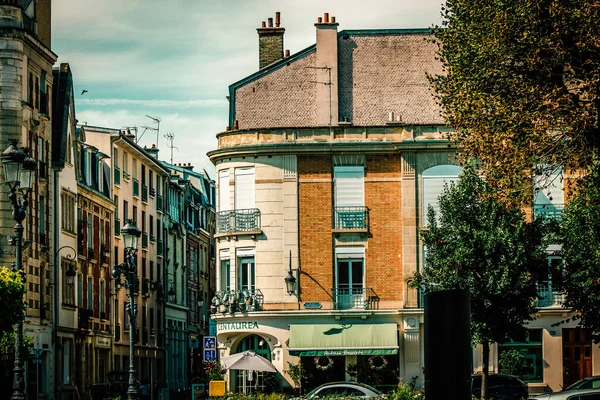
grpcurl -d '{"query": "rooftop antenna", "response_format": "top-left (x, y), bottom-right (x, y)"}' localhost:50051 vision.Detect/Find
top-left (141, 115), bottom-right (161, 146)
top-left (164, 132), bottom-right (178, 165)
top-left (123, 126), bottom-right (139, 141)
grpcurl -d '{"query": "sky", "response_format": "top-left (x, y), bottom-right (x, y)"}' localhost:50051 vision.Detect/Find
top-left (51, 0), bottom-right (444, 178)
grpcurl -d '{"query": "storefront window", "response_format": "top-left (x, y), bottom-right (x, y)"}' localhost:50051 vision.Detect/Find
top-left (498, 328), bottom-right (543, 382)
top-left (233, 335), bottom-right (273, 394)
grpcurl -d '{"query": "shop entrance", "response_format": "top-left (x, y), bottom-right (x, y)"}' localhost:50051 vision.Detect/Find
top-left (301, 356), bottom-right (346, 393)
top-left (233, 334), bottom-right (273, 394)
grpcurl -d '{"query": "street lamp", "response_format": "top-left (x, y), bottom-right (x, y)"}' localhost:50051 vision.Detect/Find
top-left (285, 250), bottom-right (297, 296)
top-left (112, 219), bottom-right (141, 399)
top-left (2, 139), bottom-right (35, 400)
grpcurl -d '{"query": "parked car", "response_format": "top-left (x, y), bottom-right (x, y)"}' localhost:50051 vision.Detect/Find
top-left (529, 388), bottom-right (600, 400)
top-left (304, 382), bottom-right (383, 398)
top-left (107, 370), bottom-right (140, 397)
top-left (472, 374), bottom-right (529, 400)
top-left (529, 376), bottom-right (600, 399)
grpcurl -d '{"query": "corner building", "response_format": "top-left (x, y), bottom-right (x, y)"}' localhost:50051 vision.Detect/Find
top-left (208, 13), bottom-right (456, 393)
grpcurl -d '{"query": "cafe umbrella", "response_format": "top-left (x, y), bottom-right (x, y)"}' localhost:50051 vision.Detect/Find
top-left (220, 350), bottom-right (277, 372)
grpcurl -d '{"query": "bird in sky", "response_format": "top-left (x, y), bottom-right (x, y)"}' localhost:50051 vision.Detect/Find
top-left (81, 90), bottom-right (88, 95)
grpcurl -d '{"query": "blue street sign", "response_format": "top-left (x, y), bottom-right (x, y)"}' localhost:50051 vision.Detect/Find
top-left (203, 349), bottom-right (217, 362)
top-left (203, 336), bottom-right (216, 349)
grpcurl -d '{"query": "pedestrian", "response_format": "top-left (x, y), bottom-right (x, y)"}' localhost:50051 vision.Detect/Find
top-left (139, 379), bottom-right (151, 400)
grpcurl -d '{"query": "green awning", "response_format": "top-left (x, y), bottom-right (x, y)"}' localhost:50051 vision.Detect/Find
top-left (288, 323), bottom-right (398, 357)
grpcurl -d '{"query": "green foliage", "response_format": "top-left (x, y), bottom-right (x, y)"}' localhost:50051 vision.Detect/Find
top-left (386, 383), bottom-right (425, 400)
top-left (0, 331), bottom-right (33, 364)
top-left (203, 360), bottom-right (225, 381)
top-left (430, 0), bottom-right (600, 202)
top-left (498, 349), bottom-right (528, 379)
top-left (412, 166), bottom-right (547, 395)
top-left (220, 393), bottom-right (287, 400)
top-left (0, 266), bottom-right (26, 332)
top-left (560, 158), bottom-right (600, 340)
top-left (286, 361), bottom-right (304, 389)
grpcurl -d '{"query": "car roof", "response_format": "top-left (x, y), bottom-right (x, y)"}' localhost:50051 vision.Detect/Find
top-left (550, 388), bottom-right (600, 399)
top-left (312, 382), bottom-right (381, 391)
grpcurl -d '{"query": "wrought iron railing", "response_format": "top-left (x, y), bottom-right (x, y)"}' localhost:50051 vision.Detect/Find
top-left (216, 208), bottom-right (261, 234)
top-left (211, 289), bottom-right (264, 313)
top-left (331, 287), bottom-right (377, 310)
top-left (537, 283), bottom-right (565, 308)
top-left (114, 166), bottom-right (121, 185)
top-left (133, 178), bottom-right (140, 197)
top-left (533, 203), bottom-right (564, 221)
top-left (333, 206), bottom-right (369, 230)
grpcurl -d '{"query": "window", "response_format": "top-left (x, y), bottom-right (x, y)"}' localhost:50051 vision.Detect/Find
top-left (534, 165), bottom-right (564, 219)
top-left (537, 256), bottom-right (565, 307)
top-left (61, 191), bottom-right (76, 233)
top-left (334, 166), bottom-right (364, 207)
top-left (123, 152), bottom-right (129, 177)
top-left (234, 168), bottom-right (254, 210)
top-left (220, 257), bottom-right (231, 291)
top-left (132, 205), bottom-right (137, 223)
top-left (66, 132), bottom-right (72, 164)
top-left (87, 211), bottom-right (93, 250)
top-left (123, 200), bottom-right (129, 222)
top-left (62, 339), bottom-right (71, 385)
top-left (99, 280), bottom-right (105, 315)
top-left (77, 271), bottom-right (83, 308)
top-left (87, 276), bottom-right (93, 310)
top-left (132, 158), bottom-right (137, 181)
top-left (422, 165), bottom-right (463, 225)
top-left (498, 329), bottom-right (543, 382)
top-left (335, 247), bottom-right (365, 309)
top-left (218, 170), bottom-right (230, 211)
top-left (61, 260), bottom-right (76, 305)
top-left (237, 249), bottom-right (255, 291)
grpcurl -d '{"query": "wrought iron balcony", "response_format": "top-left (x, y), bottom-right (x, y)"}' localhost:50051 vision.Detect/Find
top-left (333, 206), bottom-right (369, 231)
top-left (331, 287), bottom-right (377, 310)
top-left (210, 289), bottom-right (264, 314)
top-left (537, 283), bottom-right (565, 308)
top-left (216, 208), bottom-right (261, 235)
top-left (533, 203), bottom-right (564, 221)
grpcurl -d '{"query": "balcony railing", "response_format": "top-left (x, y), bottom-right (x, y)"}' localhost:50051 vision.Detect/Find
top-left (114, 218), bottom-right (121, 236)
top-left (537, 283), bottom-right (565, 308)
top-left (142, 232), bottom-right (148, 249)
top-left (142, 185), bottom-right (148, 202)
top-left (211, 289), bottom-right (264, 313)
top-left (533, 203), bottom-right (564, 221)
top-left (331, 287), bottom-right (377, 310)
top-left (333, 206), bottom-right (369, 231)
top-left (114, 166), bottom-right (121, 185)
top-left (133, 178), bottom-right (140, 197)
top-left (216, 208), bottom-right (261, 235)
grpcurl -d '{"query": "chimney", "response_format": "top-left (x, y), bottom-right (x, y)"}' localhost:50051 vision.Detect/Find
top-left (144, 144), bottom-right (160, 159)
top-left (181, 163), bottom-right (194, 171)
top-left (315, 12), bottom-right (339, 128)
top-left (257, 12), bottom-right (285, 69)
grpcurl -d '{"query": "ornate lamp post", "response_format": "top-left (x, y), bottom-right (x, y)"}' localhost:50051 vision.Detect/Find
top-left (112, 219), bottom-right (141, 399)
top-left (2, 139), bottom-right (36, 400)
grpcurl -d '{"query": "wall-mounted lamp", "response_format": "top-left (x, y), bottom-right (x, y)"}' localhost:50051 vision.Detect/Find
top-left (285, 250), bottom-right (297, 296)
top-left (66, 264), bottom-right (77, 288)
top-left (168, 286), bottom-right (176, 303)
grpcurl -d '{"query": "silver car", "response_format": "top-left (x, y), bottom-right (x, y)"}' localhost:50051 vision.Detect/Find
top-left (304, 382), bottom-right (383, 398)
top-left (529, 388), bottom-right (600, 400)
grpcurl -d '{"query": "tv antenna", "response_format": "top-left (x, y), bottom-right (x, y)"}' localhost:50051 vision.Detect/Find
top-left (140, 115), bottom-right (161, 146)
top-left (164, 132), bottom-right (178, 165)
top-left (123, 126), bottom-right (138, 141)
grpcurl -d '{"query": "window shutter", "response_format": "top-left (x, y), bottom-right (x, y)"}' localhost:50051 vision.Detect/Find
top-left (422, 165), bottom-right (462, 224)
top-left (334, 166), bottom-right (364, 207)
top-left (218, 170), bottom-right (229, 211)
top-left (235, 168), bottom-right (255, 210)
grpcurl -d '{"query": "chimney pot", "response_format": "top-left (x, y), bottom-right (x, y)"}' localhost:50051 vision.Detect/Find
top-left (318, 17), bottom-right (322, 23)
top-left (262, 21), bottom-right (266, 28)
top-left (275, 12), bottom-right (280, 27)
top-left (331, 16), bottom-right (336, 23)
top-left (285, 49), bottom-right (290, 57)
top-left (226, 126), bottom-right (231, 131)
top-left (268, 17), bottom-right (273, 27)
top-left (234, 120), bottom-right (239, 130)
top-left (324, 13), bottom-right (329, 23)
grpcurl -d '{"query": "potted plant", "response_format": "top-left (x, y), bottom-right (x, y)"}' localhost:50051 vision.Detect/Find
top-left (203, 360), bottom-right (226, 397)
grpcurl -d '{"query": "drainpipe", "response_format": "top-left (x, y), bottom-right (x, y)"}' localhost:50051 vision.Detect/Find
top-left (52, 168), bottom-right (60, 400)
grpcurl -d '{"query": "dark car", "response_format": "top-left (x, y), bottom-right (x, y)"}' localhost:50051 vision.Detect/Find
top-left (107, 370), bottom-right (140, 397)
top-left (472, 374), bottom-right (529, 400)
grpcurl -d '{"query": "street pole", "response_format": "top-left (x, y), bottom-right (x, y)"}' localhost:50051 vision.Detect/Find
top-left (12, 221), bottom-right (25, 400)
top-left (127, 250), bottom-right (138, 399)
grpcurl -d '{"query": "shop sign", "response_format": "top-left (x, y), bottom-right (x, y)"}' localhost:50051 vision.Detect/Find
top-left (95, 336), bottom-right (111, 348)
top-left (217, 321), bottom-right (259, 332)
top-left (303, 302), bottom-right (322, 309)
top-left (291, 349), bottom-right (398, 357)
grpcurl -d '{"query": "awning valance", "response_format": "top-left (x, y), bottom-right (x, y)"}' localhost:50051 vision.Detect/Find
top-left (288, 323), bottom-right (398, 357)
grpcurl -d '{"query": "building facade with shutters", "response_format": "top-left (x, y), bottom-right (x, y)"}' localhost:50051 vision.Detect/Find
top-left (209, 12), bottom-right (600, 395)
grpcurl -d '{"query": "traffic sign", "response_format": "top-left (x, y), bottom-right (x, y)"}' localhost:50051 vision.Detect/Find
top-left (203, 336), bottom-right (216, 349)
top-left (203, 349), bottom-right (217, 361)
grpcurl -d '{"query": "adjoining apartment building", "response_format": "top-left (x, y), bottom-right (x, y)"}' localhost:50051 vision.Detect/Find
top-left (208, 12), bottom-right (599, 395)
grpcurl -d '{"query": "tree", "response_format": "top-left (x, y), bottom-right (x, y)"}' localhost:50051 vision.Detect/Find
top-left (560, 158), bottom-right (600, 339)
top-left (0, 266), bottom-right (26, 332)
top-left (430, 0), bottom-right (600, 203)
top-left (412, 166), bottom-right (547, 399)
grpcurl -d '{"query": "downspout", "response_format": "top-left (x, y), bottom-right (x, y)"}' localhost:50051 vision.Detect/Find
top-left (52, 168), bottom-right (60, 400)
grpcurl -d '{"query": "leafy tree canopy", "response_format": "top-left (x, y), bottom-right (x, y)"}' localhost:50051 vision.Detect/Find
top-left (430, 0), bottom-right (600, 202)
top-left (0, 266), bottom-right (25, 332)
top-left (560, 158), bottom-right (600, 339)
top-left (413, 166), bottom-right (547, 345)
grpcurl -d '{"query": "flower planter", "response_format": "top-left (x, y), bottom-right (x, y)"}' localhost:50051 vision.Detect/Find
top-left (209, 380), bottom-right (226, 397)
